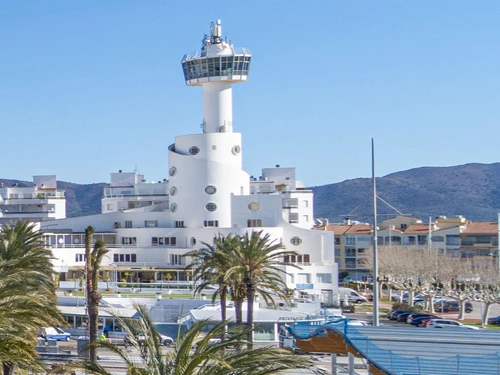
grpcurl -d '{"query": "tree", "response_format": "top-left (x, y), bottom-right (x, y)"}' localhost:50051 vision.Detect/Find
top-left (85, 226), bottom-right (109, 362)
top-left (185, 234), bottom-right (243, 326)
top-left (0, 221), bottom-right (64, 375)
top-left (61, 304), bottom-right (324, 375)
top-left (229, 230), bottom-right (299, 349)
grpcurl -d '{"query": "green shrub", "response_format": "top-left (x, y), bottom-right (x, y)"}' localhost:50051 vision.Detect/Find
top-left (392, 302), bottom-right (422, 312)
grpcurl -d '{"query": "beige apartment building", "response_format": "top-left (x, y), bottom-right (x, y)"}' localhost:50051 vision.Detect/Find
top-left (322, 215), bottom-right (499, 281)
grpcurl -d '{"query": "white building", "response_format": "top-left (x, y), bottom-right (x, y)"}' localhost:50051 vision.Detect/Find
top-left (0, 175), bottom-right (66, 225)
top-left (41, 20), bottom-right (337, 303)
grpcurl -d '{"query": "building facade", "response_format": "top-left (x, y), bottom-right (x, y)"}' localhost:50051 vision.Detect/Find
top-left (40, 20), bottom-right (337, 303)
top-left (0, 175), bottom-right (65, 225)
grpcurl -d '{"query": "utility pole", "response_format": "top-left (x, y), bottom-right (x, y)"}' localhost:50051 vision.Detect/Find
top-left (372, 138), bottom-right (379, 326)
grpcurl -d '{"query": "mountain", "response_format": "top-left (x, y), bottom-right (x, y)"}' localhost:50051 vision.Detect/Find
top-left (311, 163), bottom-right (500, 223)
top-left (57, 181), bottom-right (107, 217)
top-left (4, 163), bottom-right (500, 222)
top-left (0, 179), bottom-right (106, 218)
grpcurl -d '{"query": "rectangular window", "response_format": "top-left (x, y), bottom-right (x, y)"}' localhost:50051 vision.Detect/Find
top-left (303, 200), bottom-right (309, 208)
top-left (316, 273), bottom-right (332, 283)
top-left (170, 254), bottom-right (182, 265)
top-left (144, 220), bottom-right (158, 228)
top-left (125, 254), bottom-right (130, 262)
top-left (345, 248), bottom-right (356, 257)
top-left (159, 237), bottom-right (164, 245)
top-left (284, 255), bottom-right (290, 263)
top-left (113, 254), bottom-right (118, 262)
top-left (446, 235), bottom-right (460, 246)
top-left (204, 221), bottom-right (219, 227)
top-left (152, 237), bottom-right (158, 246)
top-left (121, 237), bottom-right (137, 245)
top-left (303, 215), bottom-right (309, 222)
top-left (247, 219), bottom-right (262, 227)
top-left (125, 221), bottom-right (132, 228)
top-left (303, 254), bottom-right (310, 263)
top-left (297, 273), bottom-right (311, 283)
top-left (107, 204), bottom-right (113, 210)
top-left (175, 221), bottom-right (184, 228)
top-left (131, 254), bottom-right (137, 262)
top-left (170, 237), bottom-right (176, 246)
top-left (297, 255), bottom-right (302, 263)
top-left (119, 254), bottom-right (124, 262)
top-left (345, 236), bottom-right (355, 246)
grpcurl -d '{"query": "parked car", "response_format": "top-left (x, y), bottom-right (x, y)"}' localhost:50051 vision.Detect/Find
top-left (426, 319), bottom-right (479, 330)
top-left (41, 327), bottom-right (71, 341)
top-left (396, 312), bottom-right (414, 322)
top-left (407, 313), bottom-right (439, 326)
top-left (129, 333), bottom-right (174, 347)
top-left (388, 310), bottom-right (411, 320)
top-left (402, 292), bottom-right (423, 304)
top-left (421, 318), bottom-right (433, 327)
top-left (338, 288), bottom-right (368, 304)
top-left (487, 316), bottom-right (500, 326)
top-left (434, 301), bottom-right (473, 313)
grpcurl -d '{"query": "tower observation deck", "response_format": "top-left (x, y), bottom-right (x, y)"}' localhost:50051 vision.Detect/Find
top-left (181, 20), bottom-right (252, 133)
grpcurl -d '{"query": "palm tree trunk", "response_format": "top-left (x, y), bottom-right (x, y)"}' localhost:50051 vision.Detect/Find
top-left (2, 362), bottom-right (14, 375)
top-left (220, 288), bottom-right (227, 344)
top-left (246, 285), bottom-right (255, 349)
top-left (85, 226), bottom-right (97, 363)
top-left (234, 297), bottom-right (243, 327)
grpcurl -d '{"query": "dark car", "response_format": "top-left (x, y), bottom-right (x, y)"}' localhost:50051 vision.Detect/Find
top-left (388, 310), bottom-right (411, 320)
top-left (396, 312), bottom-right (413, 322)
top-left (407, 313), bottom-right (439, 327)
top-left (488, 316), bottom-right (500, 326)
top-left (434, 301), bottom-right (473, 313)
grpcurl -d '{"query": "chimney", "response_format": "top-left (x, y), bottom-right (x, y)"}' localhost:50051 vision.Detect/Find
top-left (345, 218), bottom-right (351, 225)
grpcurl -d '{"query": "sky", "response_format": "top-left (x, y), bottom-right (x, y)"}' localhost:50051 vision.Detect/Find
top-left (1, 1), bottom-right (499, 187)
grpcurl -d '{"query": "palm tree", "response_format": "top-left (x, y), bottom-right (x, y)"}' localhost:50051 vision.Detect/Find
top-left (85, 225), bottom-right (109, 363)
top-left (62, 304), bottom-right (323, 375)
top-left (229, 230), bottom-right (300, 349)
top-left (185, 234), bottom-right (241, 324)
top-left (0, 221), bottom-right (65, 375)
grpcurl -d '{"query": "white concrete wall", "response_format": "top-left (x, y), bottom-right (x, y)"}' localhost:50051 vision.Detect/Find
top-left (168, 133), bottom-right (249, 228)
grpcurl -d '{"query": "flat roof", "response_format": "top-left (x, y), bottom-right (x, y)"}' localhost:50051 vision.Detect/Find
top-left (289, 321), bottom-right (500, 375)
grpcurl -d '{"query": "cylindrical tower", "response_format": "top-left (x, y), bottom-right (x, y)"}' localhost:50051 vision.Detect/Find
top-left (169, 20), bottom-right (251, 228)
top-left (181, 20), bottom-right (252, 133)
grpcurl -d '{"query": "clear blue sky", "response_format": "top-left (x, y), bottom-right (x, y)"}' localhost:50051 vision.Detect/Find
top-left (1, 1), bottom-right (499, 186)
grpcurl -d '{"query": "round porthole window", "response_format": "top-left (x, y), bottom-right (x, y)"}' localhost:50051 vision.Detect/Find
top-left (170, 186), bottom-right (177, 196)
top-left (189, 146), bottom-right (200, 155)
top-left (170, 203), bottom-right (177, 212)
top-left (169, 167), bottom-right (177, 177)
top-left (290, 236), bottom-right (302, 246)
top-left (248, 202), bottom-right (260, 211)
top-left (232, 145), bottom-right (241, 155)
top-left (205, 202), bottom-right (217, 212)
top-left (191, 237), bottom-right (196, 246)
top-left (205, 185), bottom-right (217, 195)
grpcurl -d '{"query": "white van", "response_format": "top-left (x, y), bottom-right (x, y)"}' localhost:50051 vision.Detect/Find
top-left (337, 288), bottom-right (368, 304)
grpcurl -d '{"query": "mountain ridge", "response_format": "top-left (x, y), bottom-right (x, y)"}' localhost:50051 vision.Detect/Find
top-left (311, 162), bottom-right (500, 223)
top-left (3, 162), bottom-right (500, 222)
